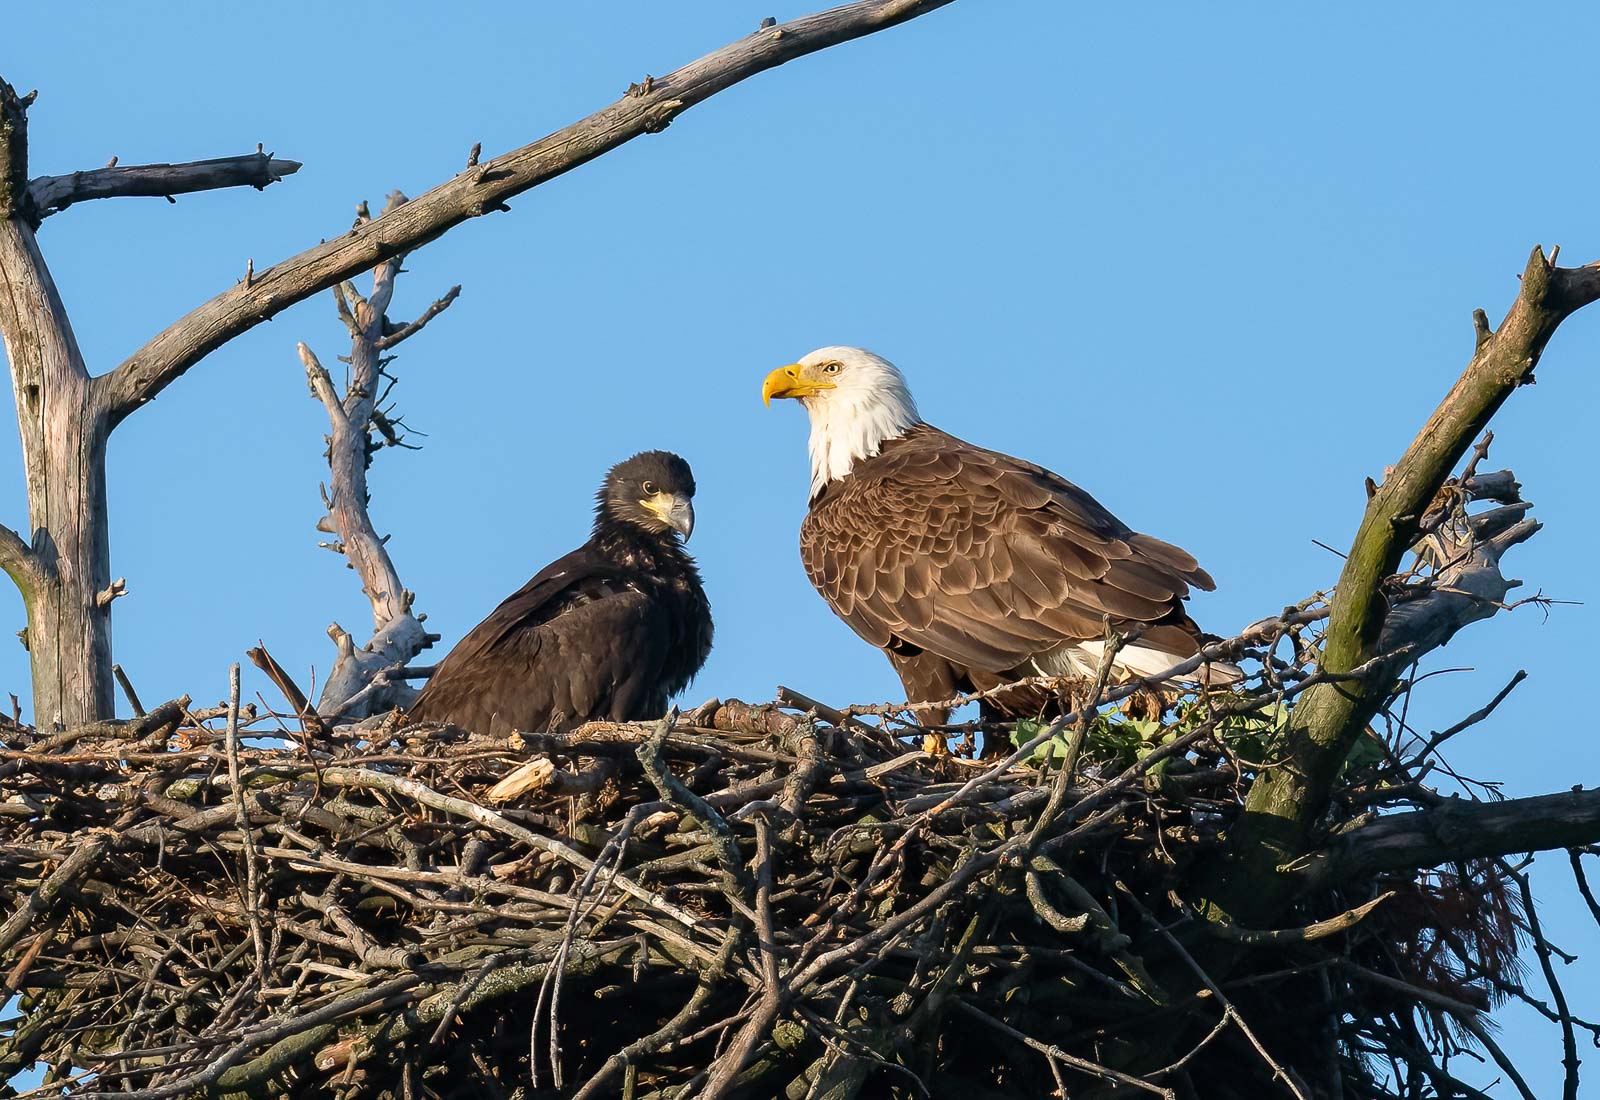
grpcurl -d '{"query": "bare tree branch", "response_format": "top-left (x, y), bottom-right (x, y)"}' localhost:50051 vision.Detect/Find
top-left (95, 0), bottom-right (957, 425)
top-left (1370, 491), bottom-right (1541, 680)
top-left (300, 194), bottom-right (449, 717)
top-left (374, 284), bottom-right (460, 350)
top-left (26, 151), bottom-right (302, 222)
top-left (1303, 788), bottom-right (1600, 889)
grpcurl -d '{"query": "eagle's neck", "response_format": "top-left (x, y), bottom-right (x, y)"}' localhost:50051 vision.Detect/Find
top-left (591, 521), bottom-right (696, 582)
top-left (806, 390), bottom-right (921, 499)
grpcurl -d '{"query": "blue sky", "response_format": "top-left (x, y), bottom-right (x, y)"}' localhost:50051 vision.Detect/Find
top-left (5, 2), bottom-right (1600, 1093)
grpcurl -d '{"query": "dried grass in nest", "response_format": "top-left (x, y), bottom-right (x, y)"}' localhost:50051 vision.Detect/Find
top-left (0, 668), bottom-right (1551, 1100)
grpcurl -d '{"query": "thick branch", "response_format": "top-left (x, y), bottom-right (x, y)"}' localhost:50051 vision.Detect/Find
top-left (27, 152), bottom-right (301, 222)
top-left (1303, 787), bottom-right (1600, 889)
top-left (96, 0), bottom-right (956, 424)
top-left (1209, 249), bottom-right (1600, 923)
top-left (0, 520), bottom-right (42, 596)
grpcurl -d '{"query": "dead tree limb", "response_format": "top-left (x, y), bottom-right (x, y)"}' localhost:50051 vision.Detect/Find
top-left (26, 150), bottom-right (301, 222)
top-left (299, 194), bottom-right (452, 718)
top-left (95, 0), bottom-right (958, 424)
top-left (1303, 787), bottom-right (1600, 889)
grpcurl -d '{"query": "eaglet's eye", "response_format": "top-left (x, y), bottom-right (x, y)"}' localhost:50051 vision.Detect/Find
top-left (822, 362), bottom-right (841, 374)
top-left (641, 480), bottom-right (658, 495)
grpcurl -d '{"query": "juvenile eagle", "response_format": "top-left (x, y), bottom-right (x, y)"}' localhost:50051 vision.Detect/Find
top-left (408, 451), bottom-right (712, 734)
top-left (763, 347), bottom-right (1229, 723)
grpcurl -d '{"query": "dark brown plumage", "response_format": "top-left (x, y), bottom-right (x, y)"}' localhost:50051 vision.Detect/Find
top-left (408, 452), bottom-right (712, 735)
top-left (765, 346), bottom-right (1225, 724)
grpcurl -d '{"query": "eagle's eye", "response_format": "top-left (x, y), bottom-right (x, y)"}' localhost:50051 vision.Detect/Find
top-left (641, 481), bottom-right (658, 496)
top-left (822, 362), bottom-right (841, 374)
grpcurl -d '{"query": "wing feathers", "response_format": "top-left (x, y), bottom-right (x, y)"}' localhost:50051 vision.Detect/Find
top-left (799, 424), bottom-right (1218, 685)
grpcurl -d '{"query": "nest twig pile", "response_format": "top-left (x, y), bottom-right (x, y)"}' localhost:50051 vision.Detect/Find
top-left (1, 609), bottom-right (1577, 1100)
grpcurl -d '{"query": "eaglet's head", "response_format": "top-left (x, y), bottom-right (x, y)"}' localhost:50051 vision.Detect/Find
top-left (597, 450), bottom-right (696, 541)
top-left (762, 346), bottom-right (922, 497)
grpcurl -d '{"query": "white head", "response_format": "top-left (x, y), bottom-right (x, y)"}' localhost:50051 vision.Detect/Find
top-left (762, 346), bottom-right (922, 498)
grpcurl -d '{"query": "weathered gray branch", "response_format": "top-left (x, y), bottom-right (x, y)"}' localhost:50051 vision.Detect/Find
top-left (302, 194), bottom-right (447, 718)
top-left (1303, 787), bottom-right (1600, 889)
top-left (1366, 475), bottom-right (1540, 682)
top-left (1376, 529), bottom-right (1536, 657)
top-left (374, 284), bottom-right (459, 350)
top-left (95, 0), bottom-right (957, 424)
top-left (303, 334), bottom-right (432, 716)
top-left (26, 151), bottom-right (301, 222)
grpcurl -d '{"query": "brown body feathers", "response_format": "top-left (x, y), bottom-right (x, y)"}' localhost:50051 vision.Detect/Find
top-left (799, 424), bottom-right (1216, 720)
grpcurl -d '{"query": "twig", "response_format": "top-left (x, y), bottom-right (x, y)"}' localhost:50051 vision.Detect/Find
top-left (1339, 962), bottom-right (1538, 1100)
top-left (1121, 885), bottom-right (1310, 1100)
top-left (245, 643), bottom-right (328, 739)
top-left (0, 832), bottom-right (111, 954)
top-left (1198, 891), bottom-right (1395, 946)
top-left (112, 664), bottom-right (145, 717)
top-left (224, 664), bottom-right (267, 991)
top-left (953, 1001), bottom-right (1176, 1099)
top-left (1503, 860), bottom-right (1580, 1100)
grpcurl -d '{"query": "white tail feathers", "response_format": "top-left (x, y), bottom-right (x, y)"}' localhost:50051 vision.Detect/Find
top-left (1037, 641), bottom-right (1243, 688)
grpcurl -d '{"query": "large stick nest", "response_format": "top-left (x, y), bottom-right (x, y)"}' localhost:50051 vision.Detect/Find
top-left (0, 640), bottom-right (1553, 1100)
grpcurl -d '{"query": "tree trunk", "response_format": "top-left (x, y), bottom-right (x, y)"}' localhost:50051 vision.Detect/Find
top-left (0, 83), bottom-right (115, 728)
top-left (0, 219), bottom-right (115, 728)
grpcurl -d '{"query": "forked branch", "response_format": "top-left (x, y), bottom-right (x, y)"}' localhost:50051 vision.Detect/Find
top-left (299, 199), bottom-right (448, 718)
top-left (95, 0), bottom-right (958, 425)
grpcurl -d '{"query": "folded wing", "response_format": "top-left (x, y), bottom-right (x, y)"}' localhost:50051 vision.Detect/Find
top-left (799, 425), bottom-right (1213, 678)
top-left (409, 548), bottom-right (674, 735)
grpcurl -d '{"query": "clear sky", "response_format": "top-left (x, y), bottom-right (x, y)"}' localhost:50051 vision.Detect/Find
top-left (5, 2), bottom-right (1600, 1093)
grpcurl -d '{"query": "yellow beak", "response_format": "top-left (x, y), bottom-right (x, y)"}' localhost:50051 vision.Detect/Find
top-left (762, 364), bottom-right (835, 406)
top-left (642, 491), bottom-right (695, 540)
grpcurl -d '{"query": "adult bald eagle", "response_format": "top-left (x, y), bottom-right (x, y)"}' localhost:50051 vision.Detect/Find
top-left (763, 347), bottom-right (1230, 723)
top-left (408, 451), bottom-right (712, 735)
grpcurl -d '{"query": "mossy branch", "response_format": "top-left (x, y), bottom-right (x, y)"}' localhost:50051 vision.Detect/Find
top-left (1206, 247), bottom-right (1600, 923)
